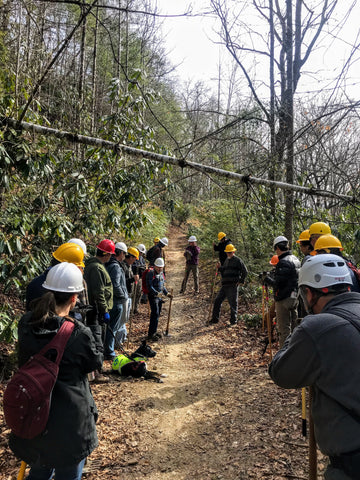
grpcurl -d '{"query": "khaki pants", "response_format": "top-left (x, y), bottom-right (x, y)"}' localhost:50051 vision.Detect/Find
top-left (275, 296), bottom-right (298, 347)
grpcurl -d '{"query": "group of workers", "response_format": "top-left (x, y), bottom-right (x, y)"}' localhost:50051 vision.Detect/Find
top-left (7, 222), bottom-right (360, 480)
top-left (263, 221), bottom-right (360, 480)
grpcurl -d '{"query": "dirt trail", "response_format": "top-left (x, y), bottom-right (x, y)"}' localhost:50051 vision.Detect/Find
top-left (1, 226), bottom-right (325, 479)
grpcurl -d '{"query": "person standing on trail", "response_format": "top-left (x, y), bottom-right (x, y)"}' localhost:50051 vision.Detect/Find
top-left (313, 234), bottom-right (360, 293)
top-left (132, 243), bottom-right (147, 313)
top-left (209, 244), bottom-right (247, 326)
top-left (83, 239), bottom-right (114, 382)
top-left (26, 242), bottom-right (86, 311)
top-left (180, 235), bottom-right (200, 294)
top-left (308, 221), bottom-right (331, 248)
top-left (213, 232), bottom-right (232, 265)
top-left (146, 257), bottom-right (173, 341)
top-left (264, 236), bottom-right (301, 347)
top-left (146, 237), bottom-right (168, 266)
top-left (296, 229), bottom-right (313, 263)
top-left (9, 262), bottom-right (103, 480)
top-left (120, 247), bottom-right (139, 327)
top-left (104, 242), bottom-right (128, 359)
top-left (269, 254), bottom-right (360, 480)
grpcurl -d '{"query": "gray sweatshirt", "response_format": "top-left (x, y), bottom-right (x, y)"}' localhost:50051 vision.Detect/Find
top-left (269, 292), bottom-right (360, 456)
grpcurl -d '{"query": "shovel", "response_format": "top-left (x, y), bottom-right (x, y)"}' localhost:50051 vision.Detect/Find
top-left (164, 288), bottom-right (174, 336)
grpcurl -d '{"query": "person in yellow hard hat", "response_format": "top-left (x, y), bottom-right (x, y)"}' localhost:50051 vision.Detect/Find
top-left (213, 232), bottom-right (232, 265)
top-left (120, 247), bottom-right (140, 334)
top-left (313, 234), bottom-right (360, 292)
top-left (25, 242), bottom-right (85, 311)
top-left (209, 244), bottom-right (248, 326)
top-left (296, 229), bottom-right (313, 262)
top-left (308, 221), bottom-right (331, 248)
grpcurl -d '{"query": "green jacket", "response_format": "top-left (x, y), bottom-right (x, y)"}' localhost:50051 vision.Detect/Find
top-left (84, 257), bottom-right (113, 316)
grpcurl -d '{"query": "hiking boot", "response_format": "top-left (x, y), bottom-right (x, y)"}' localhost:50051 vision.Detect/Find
top-left (208, 318), bottom-right (219, 325)
top-left (93, 372), bottom-right (109, 383)
top-left (147, 332), bottom-right (162, 341)
top-left (230, 320), bottom-right (238, 325)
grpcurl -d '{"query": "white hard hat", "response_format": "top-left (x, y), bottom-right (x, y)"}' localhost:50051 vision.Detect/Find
top-left (154, 257), bottom-right (165, 267)
top-left (188, 236), bottom-right (197, 242)
top-left (43, 262), bottom-right (84, 293)
top-left (273, 236), bottom-right (288, 248)
top-left (68, 238), bottom-right (87, 255)
top-left (159, 237), bottom-right (168, 246)
top-left (299, 254), bottom-right (352, 289)
top-left (137, 244), bottom-right (146, 254)
top-left (115, 242), bottom-right (127, 253)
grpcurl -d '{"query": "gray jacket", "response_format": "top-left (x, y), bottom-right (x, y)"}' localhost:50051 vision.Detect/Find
top-left (269, 292), bottom-right (360, 456)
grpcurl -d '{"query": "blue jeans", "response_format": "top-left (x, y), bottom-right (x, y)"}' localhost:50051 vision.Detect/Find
top-left (26, 458), bottom-right (86, 480)
top-left (104, 302), bottom-right (125, 357)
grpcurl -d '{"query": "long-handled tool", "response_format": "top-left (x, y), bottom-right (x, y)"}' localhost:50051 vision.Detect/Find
top-left (302, 387), bottom-right (307, 437)
top-left (164, 288), bottom-right (174, 336)
top-left (207, 263), bottom-right (219, 322)
top-left (309, 386), bottom-right (317, 479)
top-left (17, 461), bottom-right (27, 480)
top-left (262, 285), bottom-right (266, 332)
top-left (264, 285), bottom-right (273, 360)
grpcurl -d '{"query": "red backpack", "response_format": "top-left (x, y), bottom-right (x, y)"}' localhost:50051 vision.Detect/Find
top-left (3, 319), bottom-right (75, 439)
top-left (142, 267), bottom-right (155, 295)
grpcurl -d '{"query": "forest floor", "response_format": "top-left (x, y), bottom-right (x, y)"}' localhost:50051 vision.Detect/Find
top-left (0, 225), bottom-right (327, 480)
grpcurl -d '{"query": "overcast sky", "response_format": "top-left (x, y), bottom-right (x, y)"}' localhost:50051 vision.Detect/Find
top-left (153, 1), bottom-right (360, 100)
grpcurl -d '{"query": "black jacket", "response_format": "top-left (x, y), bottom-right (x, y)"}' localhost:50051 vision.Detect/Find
top-left (219, 255), bottom-right (247, 285)
top-left (9, 313), bottom-right (103, 467)
top-left (214, 238), bottom-right (231, 265)
top-left (266, 250), bottom-right (301, 301)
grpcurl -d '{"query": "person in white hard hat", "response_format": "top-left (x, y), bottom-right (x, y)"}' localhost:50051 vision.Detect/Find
top-left (10, 262), bottom-right (103, 480)
top-left (269, 254), bottom-right (360, 480)
top-left (264, 236), bottom-right (301, 347)
top-left (146, 257), bottom-right (173, 341)
top-left (104, 242), bottom-right (129, 359)
top-left (132, 244), bottom-right (147, 313)
top-left (180, 235), bottom-right (200, 294)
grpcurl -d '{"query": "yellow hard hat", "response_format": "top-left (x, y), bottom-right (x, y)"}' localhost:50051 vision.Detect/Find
top-left (224, 244), bottom-right (236, 253)
top-left (52, 243), bottom-right (85, 267)
top-left (314, 234), bottom-right (343, 252)
top-left (309, 222), bottom-right (331, 236)
top-left (296, 229), bottom-right (310, 243)
top-left (218, 232), bottom-right (226, 241)
top-left (127, 247), bottom-right (139, 259)
top-left (154, 237), bottom-right (160, 243)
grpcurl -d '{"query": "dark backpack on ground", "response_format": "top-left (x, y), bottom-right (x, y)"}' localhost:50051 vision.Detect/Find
top-left (3, 319), bottom-right (75, 439)
top-left (142, 267), bottom-right (155, 295)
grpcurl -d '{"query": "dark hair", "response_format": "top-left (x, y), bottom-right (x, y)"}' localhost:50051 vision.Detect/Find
top-left (304, 283), bottom-right (350, 298)
top-left (96, 248), bottom-right (109, 257)
top-left (29, 291), bottom-right (75, 325)
top-left (50, 257), bottom-right (61, 267)
top-left (276, 241), bottom-right (288, 252)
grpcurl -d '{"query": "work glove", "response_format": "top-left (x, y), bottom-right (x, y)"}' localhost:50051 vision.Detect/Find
top-left (103, 312), bottom-right (111, 324)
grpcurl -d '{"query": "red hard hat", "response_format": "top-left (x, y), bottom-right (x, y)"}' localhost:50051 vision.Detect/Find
top-left (97, 239), bottom-right (115, 254)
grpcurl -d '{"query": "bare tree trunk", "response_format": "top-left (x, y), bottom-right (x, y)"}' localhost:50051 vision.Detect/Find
top-left (91, 7), bottom-right (98, 134)
top-left (284, 0), bottom-right (294, 242)
top-left (269, 0), bottom-right (276, 216)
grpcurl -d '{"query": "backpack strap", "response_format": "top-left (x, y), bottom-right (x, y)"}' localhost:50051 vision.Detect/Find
top-left (38, 318), bottom-right (75, 366)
